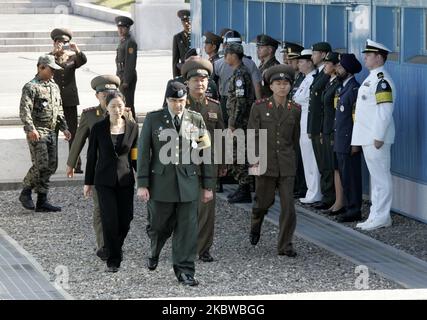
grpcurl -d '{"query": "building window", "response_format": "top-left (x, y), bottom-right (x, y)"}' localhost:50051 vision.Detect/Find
top-left (304, 5), bottom-right (324, 48)
top-left (375, 6), bottom-right (400, 61)
top-left (403, 8), bottom-right (427, 64)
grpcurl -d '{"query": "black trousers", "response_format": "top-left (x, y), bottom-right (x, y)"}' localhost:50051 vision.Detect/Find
top-left (312, 134), bottom-right (335, 205)
top-left (220, 96), bottom-right (228, 128)
top-left (336, 151), bottom-right (362, 214)
top-left (293, 142), bottom-right (307, 195)
top-left (120, 76), bottom-right (137, 120)
top-left (96, 184), bottom-right (134, 267)
top-left (63, 106), bottom-right (81, 169)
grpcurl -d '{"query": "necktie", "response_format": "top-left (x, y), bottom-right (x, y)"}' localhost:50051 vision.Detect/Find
top-left (174, 115), bottom-right (181, 132)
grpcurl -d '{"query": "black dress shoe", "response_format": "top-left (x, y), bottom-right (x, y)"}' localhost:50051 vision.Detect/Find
top-left (199, 251), bottom-right (214, 262)
top-left (278, 249), bottom-right (297, 257)
top-left (106, 265), bottom-right (119, 273)
top-left (178, 274), bottom-right (199, 286)
top-left (313, 202), bottom-right (331, 210)
top-left (147, 257), bottom-right (158, 271)
top-left (96, 247), bottom-right (109, 261)
top-left (337, 211), bottom-right (362, 223)
top-left (324, 207), bottom-right (346, 216)
top-left (74, 167), bottom-right (83, 174)
top-left (249, 233), bottom-right (260, 245)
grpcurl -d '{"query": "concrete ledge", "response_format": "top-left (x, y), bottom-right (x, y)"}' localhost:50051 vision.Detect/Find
top-left (71, 2), bottom-right (130, 24)
top-left (0, 176), bottom-right (84, 191)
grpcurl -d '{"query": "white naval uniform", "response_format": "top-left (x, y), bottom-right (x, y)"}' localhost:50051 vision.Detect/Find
top-left (351, 66), bottom-right (395, 223)
top-left (293, 69), bottom-right (322, 203)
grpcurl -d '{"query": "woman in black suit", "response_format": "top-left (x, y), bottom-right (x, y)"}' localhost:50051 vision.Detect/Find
top-left (84, 91), bottom-right (138, 273)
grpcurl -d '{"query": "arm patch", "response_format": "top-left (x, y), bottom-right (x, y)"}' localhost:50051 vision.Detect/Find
top-left (375, 79), bottom-right (393, 104)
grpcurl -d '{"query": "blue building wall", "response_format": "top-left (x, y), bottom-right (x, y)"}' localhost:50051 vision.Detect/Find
top-left (191, 0), bottom-right (427, 222)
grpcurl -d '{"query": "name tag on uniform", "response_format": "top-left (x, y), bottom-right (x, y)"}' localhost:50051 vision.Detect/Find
top-left (208, 112), bottom-right (217, 120)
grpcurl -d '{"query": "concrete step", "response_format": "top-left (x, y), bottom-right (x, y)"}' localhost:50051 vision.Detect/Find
top-left (0, 6), bottom-right (72, 14)
top-left (0, 1), bottom-right (70, 8)
top-left (0, 30), bottom-right (118, 38)
top-left (0, 43), bottom-right (118, 52)
top-left (0, 36), bottom-right (119, 45)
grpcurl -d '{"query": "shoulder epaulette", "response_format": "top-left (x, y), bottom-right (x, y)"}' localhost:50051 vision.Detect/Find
top-left (82, 107), bottom-right (97, 113)
top-left (288, 100), bottom-right (301, 111)
top-left (255, 98), bottom-right (268, 105)
top-left (206, 97), bottom-right (219, 104)
top-left (377, 72), bottom-right (384, 79)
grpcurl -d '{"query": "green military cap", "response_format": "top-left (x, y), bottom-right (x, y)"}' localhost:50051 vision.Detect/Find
top-left (115, 15), bottom-right (134, 27)
top-left (38, 55), bottom-right (62, 70)
top-left (181, 58), bottom-right (213, 80)
top-left (177, 9), bottom-right (190, 21)
top-left (324, 51), bottom-right (340, 64)
top-left (256, 34), bottom-right (280, 49)
top-left (264, 64), bottom-right (295, 85)
top-left (50, 28), bottom-right (72, 41)
top-left (91, 75), bottom-right (121, 93)
top-left (224, 42), bottom-right (243, 56)
top-left (311, 41), bottom-right (332, 52)
top-left (203, 31), bottom-right (222, 47)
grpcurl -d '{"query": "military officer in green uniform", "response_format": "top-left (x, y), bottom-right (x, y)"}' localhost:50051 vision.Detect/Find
top-left (225, 43), bottom-right (255, 203)
top-left (137, 81), bottom-right (215, 286)
top-left (115, 16), bottom-right (138, 119)
top-left (19, 55), bottom-right (71, 212)
top-left (66, 75), bottom-right (134, 261)
top-left (181, 58), bottom-right (226, 263)
top-left (172, 9), bottom-right (191, 78)
top-left (247, 64), bottom-right (301, 257)
top-left (256, 34), bottom-right (281, 98)
top-left (49, 28), bottom-right (87, 173)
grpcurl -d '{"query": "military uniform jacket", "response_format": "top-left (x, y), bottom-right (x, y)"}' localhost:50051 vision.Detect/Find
top-left (172, 31), bottom-right (191, 78)
top-left (321, 76), bottom-right (342, 135)
top-left (248, 97), bottom-right (301, 177)
top-left (308, 66), bottom-right (330, 135)
top-left (259, 57), bottom-right (281, 98)
top-left (137, 108), bottom-right (215, 202)
top-left (19, 75), bottom-right (68, 135)
top-left (67, 105), bottom-right (134, 168)
top-left (51, 51), bottom-right (87, 107)
top-left (334, 77), bottom-right (360, 154)
top-left (351, 66), bottom-right (395, 146)
top-left (226, 63), bottom-right (255, 129)
top-left (186, 95), bottom-right (225, 166)
top-left (85, 116), bottom-right (138, 187)
top-left (116, 34), bottom-right (138, 85)
top-left (290, 72), bottom-right (305, 99)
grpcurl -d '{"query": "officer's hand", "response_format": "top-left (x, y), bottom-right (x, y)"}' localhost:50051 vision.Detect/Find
top-left (63, 130), bottom-right (72, 141)
top-left (69, 42), bottom-right (80, 53)
top-left (374, 140), bottom-right (384, 149)
top-left (121, 83), bottom-right (129, 90)
top-left (66, 165), bottom-right (74, 178)
top-left (28, 130), bottom-right (40, 142)
top-left (137, 187), bottom-right (150, 202)
top-left (351, 146), bottom-right (361, 156)
top-left (201, 189), bottom-right (213, 203)
top-left (83, 185), bottom-right (92, 198)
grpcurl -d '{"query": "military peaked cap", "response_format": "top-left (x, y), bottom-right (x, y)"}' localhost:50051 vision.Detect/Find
top-left (115, 16), bottom-right (134, 27)
top-left (181, 58), bottom-right (213, 80)
top-left (50, 28), bottom-right (72, 41)
top-left (91, 75), bottom-right (121, 92)
top-left (264, 64), bottom-right (295, 84)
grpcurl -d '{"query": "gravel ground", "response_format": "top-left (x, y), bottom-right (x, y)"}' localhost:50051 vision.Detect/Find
top-left (301, 200), bottom-right (427, 262)
top-left (0, 186), bottom-right (400, 299)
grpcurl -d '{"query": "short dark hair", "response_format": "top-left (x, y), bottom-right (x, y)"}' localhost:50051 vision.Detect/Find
top-left (105, 91), bottom-right (125, 107)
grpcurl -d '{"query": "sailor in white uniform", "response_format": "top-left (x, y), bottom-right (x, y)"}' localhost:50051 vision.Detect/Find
top-left (351, 39), bottom-right (395, 231)
top-left (293, 49), bottom-right (323, 204)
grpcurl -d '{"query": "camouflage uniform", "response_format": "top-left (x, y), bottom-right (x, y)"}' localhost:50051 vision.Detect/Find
top-left (20, 75), bottom-right (68, 194)
top-left (226, 63), bottom-right (254, 188)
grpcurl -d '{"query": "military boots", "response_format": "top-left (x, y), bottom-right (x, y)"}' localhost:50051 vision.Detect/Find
top-left (19, 187), bottom-right (35, 210)
top-left (35, 193), bottom-right (61, 212)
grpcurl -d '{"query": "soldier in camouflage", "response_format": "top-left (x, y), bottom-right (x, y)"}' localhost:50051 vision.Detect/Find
top-left (19, 55), bottom-right (71, 212)
top-left (224, 43), bottom-right (255, 203)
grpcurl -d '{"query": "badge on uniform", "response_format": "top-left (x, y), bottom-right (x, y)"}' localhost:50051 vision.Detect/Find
top-left (236, 79), bottom-right (243, 87)
top-left (340, 105), bottom-right (344, 112)
top-left (363, 81), bottom-right (371, 87)
top-left (381, 83), bottom-right (387, 89)
top-left (42, 101), bottom-right (48, 107)
top-left (266, 113), bottom-right (270, 117)
top-left (208, 112), bottom-right (217, 120)
top-left (128, 47), bottom-right (134, 54)
top-left (191, 139), bottom-right (198, 149)
top-left (362, 95), bottom-right (367, 100)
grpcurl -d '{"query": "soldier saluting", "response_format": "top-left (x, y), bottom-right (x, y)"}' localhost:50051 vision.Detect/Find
top-left (19, 55), bottom-right (71, 212)
top-left (115, 16), bottom-right (138, 119)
